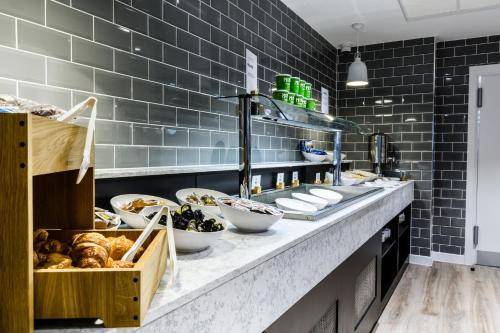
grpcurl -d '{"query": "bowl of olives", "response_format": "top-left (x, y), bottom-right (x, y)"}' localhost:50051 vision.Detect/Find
top-left (143, 204), bottom-right (226, 253)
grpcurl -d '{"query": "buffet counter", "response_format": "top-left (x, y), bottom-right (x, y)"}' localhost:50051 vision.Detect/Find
top-left (37, 181), bottom-right (414, 332)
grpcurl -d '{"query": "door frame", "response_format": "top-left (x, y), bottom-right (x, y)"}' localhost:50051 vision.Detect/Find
top-left (465, 64), bottom-right (500, 265)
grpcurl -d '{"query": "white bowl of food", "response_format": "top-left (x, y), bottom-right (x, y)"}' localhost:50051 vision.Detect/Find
top-left (309, 188), bottom-right (343, 205)
top-left (217, 197), bottom-right (284, 233)
top-left (291, 193), bottom-right (328, 210)
top-left (94, 207), bottom-right (121, 230)
top-left (275, 198), bottom-right (318, 213)
top-left (302, 151), bottom-right (326, 163)
top-left (110, 194), bottom-right (177, 228)
top-left (142, 204), bottom-right (226, 253)
top-left (176, 188), bottom-right (228, 215)
top-left (325, 152), bottom-right (347, 163)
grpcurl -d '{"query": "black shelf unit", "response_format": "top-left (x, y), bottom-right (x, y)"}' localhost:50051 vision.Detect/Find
top-left (380, 205), bottom-right (412, 302)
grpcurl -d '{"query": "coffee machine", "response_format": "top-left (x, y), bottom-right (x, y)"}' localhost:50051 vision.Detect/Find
top-left (369, 133), bottom-right (390, 176)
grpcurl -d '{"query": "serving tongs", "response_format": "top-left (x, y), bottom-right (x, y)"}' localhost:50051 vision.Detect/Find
top-left (121, 206), bottom-right (178, 287)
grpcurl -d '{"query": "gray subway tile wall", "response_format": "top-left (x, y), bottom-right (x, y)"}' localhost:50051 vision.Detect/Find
top-left (337, 38), bottom-right (435, 257)
top-left (434, 36), bottom-right (500, 255)
top-left (0, 0), bottom-right (336, 169)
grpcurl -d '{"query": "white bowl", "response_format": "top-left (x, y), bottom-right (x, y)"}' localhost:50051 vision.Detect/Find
top-left (302, 151), bottom-right (326, 162)
top-left (217, 198), bottom-right (284, 233)
top-left (142, 205), bottom-right (226, 253)
top-left (325, 152), bottom-right (347, 163)
top-left (176, 188), bottom-right (228, 215)
top-left (172, 210), bottom-right (226, 253)
top-left (291, 193), bottom-right (328, 210)
top-left (110, 194), bottom-right (177, 229)
top-left (276, 198), bottom-right (318, 213)
top-left (309, 188), bottom-right (343, 205)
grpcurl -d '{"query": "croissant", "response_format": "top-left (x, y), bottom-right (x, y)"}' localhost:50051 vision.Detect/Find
top-left (33, 229), bottom-right (48, 243)
top-left (71, 233), bottom-right (111, 268)
top-left (40, 253), bottom-right (72, 269)
top-left (108, 235), bottom-right (134, 260)
top-left (33, 251), bottom-right (47, 268)
top-left (105, 257), bottom-right (134, 268)
top-left (41, 239), bottom-right (70, 254)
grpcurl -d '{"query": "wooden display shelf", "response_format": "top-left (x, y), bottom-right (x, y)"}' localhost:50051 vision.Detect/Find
top-left (0, 114), bottom-right (169, 332)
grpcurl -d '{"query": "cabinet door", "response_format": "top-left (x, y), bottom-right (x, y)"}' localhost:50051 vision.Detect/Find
top-left (265, 267), bottom-right (343, 333)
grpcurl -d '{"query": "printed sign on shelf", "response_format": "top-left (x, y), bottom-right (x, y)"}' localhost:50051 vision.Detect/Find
top-left (246, 49), bottom-right (258, 93)
top-left (321, 87), bottom-right (329, 114)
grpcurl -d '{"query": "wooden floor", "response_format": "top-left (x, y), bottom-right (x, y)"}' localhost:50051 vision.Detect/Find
top-left (373, 262), bottom-right (500, 333)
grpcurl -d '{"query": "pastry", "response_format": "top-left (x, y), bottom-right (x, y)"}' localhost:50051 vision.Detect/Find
top-left (41, 239), bottom-right (70, 254)
top-left (33, 229), bottom-right (48, 243)
top-left (108, 235), bottom-right (134, 260)
top-left (71, 233), bottom-right (111, 268)
top-left (40, 253), bottom-right (72, 269)
top-left (32, 229), bottom-right (141, 269)
top-left (71, 233), bottom-right (111, 253)
top-left (105, 257), bottom-right (134, 268)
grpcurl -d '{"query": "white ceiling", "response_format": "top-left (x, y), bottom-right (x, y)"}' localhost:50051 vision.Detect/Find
top-left (282, 0), bottom-right (500, 47)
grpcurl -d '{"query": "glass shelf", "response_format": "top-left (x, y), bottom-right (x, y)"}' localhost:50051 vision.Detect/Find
top-left (216, 93), bottom-right (372, 135)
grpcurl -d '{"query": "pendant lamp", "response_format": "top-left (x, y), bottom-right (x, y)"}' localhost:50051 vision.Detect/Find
top-left (347, 23), bottom-right (368, 87)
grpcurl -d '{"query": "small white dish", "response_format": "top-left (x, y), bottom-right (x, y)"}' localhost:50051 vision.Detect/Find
top-left (110, 194), bottom-right (177, 229)
top-left (291, 193), bottom-right (328, 210)
top-left (217, 198), bottom-right (284, 233)
top-left (275, 198), bottom-right (318, 213)
top-left (176, 188), bottom-right (228, 215)
top-left (302, 151), bottom-right (326, 162)
top-left (309, 188), bottom-right (343, 205)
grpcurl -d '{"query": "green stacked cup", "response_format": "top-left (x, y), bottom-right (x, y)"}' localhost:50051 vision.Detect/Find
top-left (272, 90), bottom-right (289, 103)
top-left (287, 92), bottom-right (296, 104)
top-left (298, 80), bottom-right (306, 96)
top-left (294, 94), bottom-right (305, 107)
top-left (290, 77), bottom-right (300, 94)
top-left (275, 74), bottom-right (291, 91)
top-left (306, 98), bottom-right (317, 111)
top-left (304, 83), bottom-right (312, 98)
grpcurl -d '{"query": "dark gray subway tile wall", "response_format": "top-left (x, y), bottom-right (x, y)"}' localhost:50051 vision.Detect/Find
top-left (337, 38), bottom-right (435, 257)
top-left (434, 35), bottom-right (500, 255)
top-left (0, 0), bottom-right (337, 169)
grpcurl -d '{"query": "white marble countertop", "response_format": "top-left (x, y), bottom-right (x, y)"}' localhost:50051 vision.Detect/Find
top-left (36, 181), bottom-right (414, 332)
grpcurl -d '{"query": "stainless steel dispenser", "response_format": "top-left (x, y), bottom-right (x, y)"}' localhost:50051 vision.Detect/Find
top-left (369, 133), bottom-right (388, 176)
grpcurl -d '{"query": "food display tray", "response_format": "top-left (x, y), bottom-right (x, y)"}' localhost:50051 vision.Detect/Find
top-left (252, 185), bottom-right (384, 221)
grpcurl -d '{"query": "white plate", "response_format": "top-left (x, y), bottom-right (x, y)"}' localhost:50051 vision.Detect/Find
top-left (275, 198), bottom-right (318, 213)
top-left (176, 188), bottom-right (228, 215)
top-left (291, 193), bottom-right (328, 210)
top-left (309, 188), bottom-right (343, 205)
top-left (110, 194), bottom-right (177, 229)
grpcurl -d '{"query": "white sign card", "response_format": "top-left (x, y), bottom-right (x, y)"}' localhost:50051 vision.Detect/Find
top-left (251, 175), bottom-right (261, 188)
top-left (315, 173), bottom-right (321, 182)
top-left (246, 49), bottom-right (258, 93)
top-left (276, 172), bottom-right (284, 184)
top-left (292, 171), bottom-right (299, 182)
top-left (321, 87), bottom-right (329, 114)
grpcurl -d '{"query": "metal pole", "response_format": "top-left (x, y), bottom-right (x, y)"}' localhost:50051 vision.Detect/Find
top-left (239, 95), bottom-right (252, 198)
top-left (333, 131), bottom-right (342, 186)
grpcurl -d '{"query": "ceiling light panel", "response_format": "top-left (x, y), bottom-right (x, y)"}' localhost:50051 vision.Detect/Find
top-left (399, 0), bottom-right (457, 19)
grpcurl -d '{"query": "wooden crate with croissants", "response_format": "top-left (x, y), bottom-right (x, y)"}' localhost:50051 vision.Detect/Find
top-left (0, 114), bottom-right (170, 332)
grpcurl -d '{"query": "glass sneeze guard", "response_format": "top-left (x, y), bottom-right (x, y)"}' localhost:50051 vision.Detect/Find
top-left (216, 93), bottom-right (372, 135)
top-left (214, 93), bottom-right (372, 198)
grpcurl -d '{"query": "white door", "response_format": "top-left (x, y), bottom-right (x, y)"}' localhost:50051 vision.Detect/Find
top-left (469, 67), bottom-right (500, 266)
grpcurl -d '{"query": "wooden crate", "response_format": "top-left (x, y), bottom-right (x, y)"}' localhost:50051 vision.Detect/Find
top-left (0, 114), bottom-right (169, 332)
top-left (34, 229), bottom-right (168, 327)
